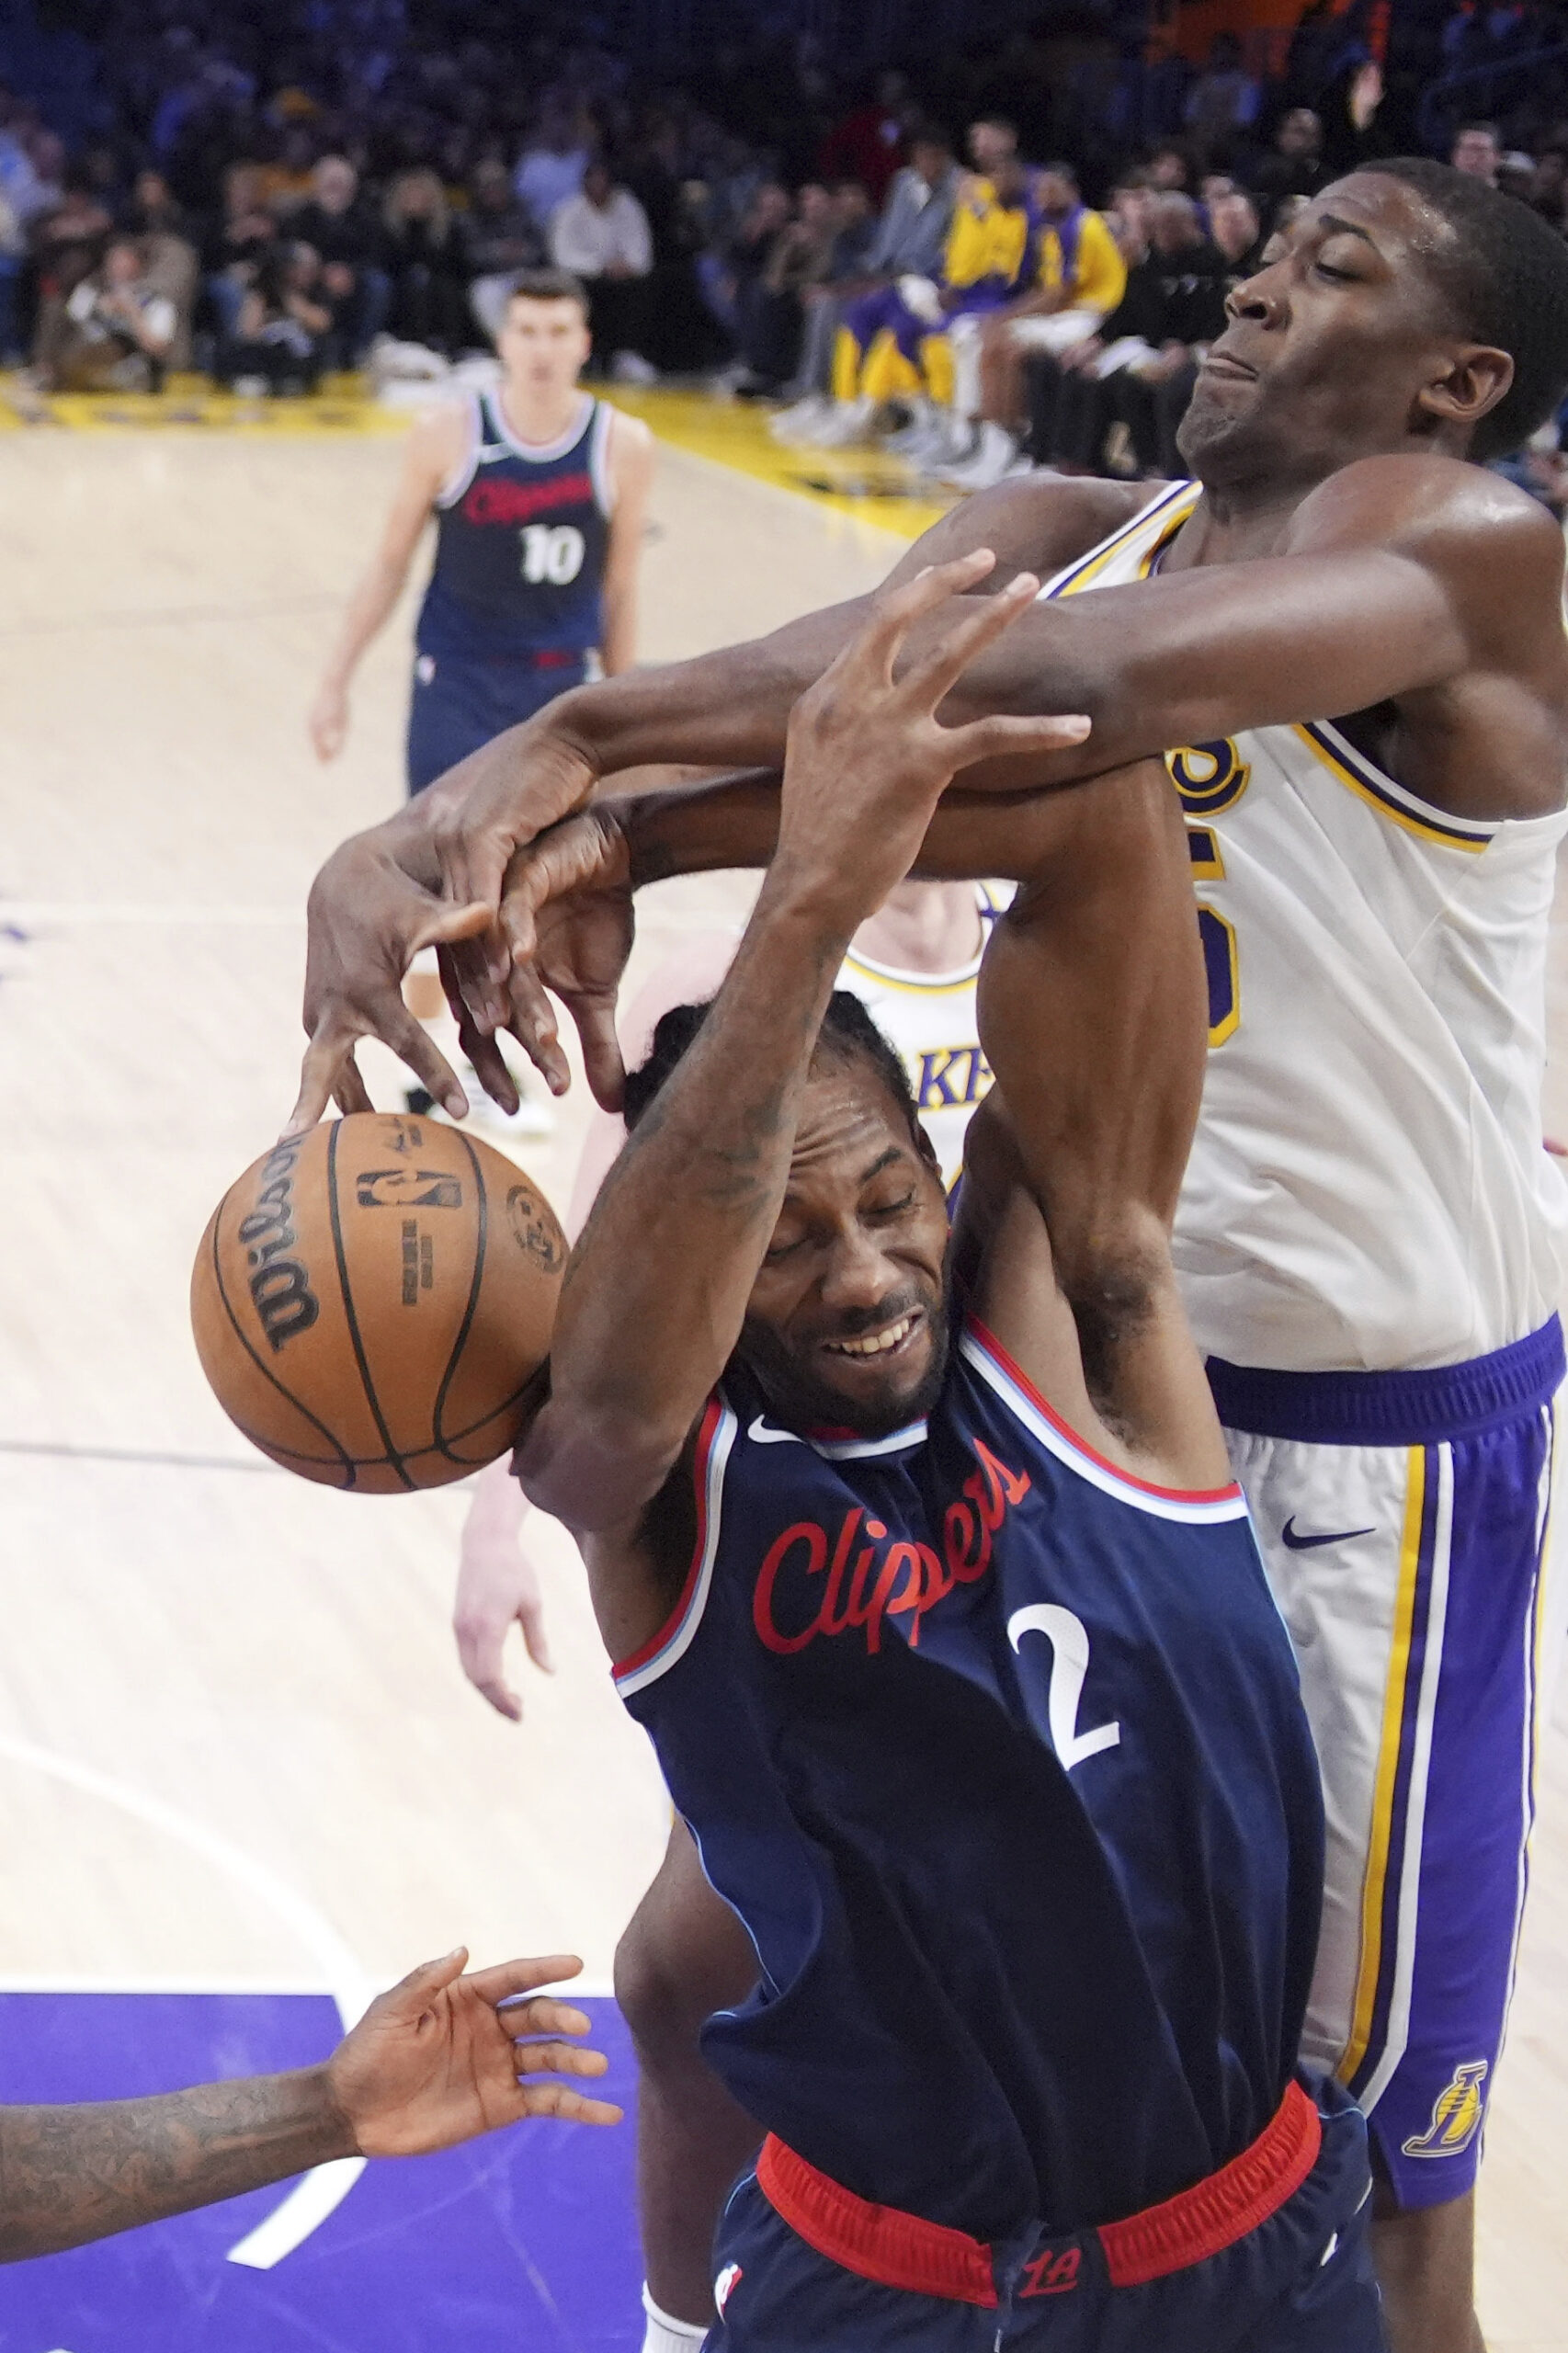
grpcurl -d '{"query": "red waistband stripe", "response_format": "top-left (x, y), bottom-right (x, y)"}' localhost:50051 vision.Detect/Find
top-left (757, 2136), bottom-right (997, 2307)
top-left (756, 2078), bottom-right (1321, 2306)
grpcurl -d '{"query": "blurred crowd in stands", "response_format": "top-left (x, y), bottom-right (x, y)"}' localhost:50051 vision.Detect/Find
top-left (3, 0), bottom-right (1568, 497)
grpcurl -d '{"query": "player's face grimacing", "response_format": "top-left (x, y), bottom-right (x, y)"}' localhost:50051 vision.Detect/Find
top-left (735, 1060), bottom-right (951, 1440)
top-left (500, 296), bottom-right (593, 398)
top-left (1178, 172), bottom-right (1506, 480)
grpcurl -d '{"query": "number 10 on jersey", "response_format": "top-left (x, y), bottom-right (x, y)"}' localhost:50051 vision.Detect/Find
top-left (518, 524), bottom-right (586, 585)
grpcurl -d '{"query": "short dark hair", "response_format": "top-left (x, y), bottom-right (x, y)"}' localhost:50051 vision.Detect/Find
top-left (623, 992), bottom-right (921, 1139)
top-left (506, 267), bottom-right (590, 317)
top-left (1359, 157), bottom-right (1568, 457)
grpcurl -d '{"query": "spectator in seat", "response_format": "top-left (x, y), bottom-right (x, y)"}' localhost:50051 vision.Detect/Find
top-left (1245, 107), bottom-right (1328, 229)
top-left (515, 103), bottom-right (591, 231)
top-left (954, 159), bottom-right (1128, 488)
top-left (733, 180), bottom-right (837, 396)
top-left (215, 238), bottom-right (331, 394)
top-left (36, 234), bottom-right (176, 391)
top-left (1183, 31), bottom-right (1261, 164)
top-left (381, 167), bottom-right (472, 356)
top-left (818, 68), bottom-right (914, 209)
top-left (1210, 186), bottom-right (1265, 281)
top-left (1451, 120), bottom-right (1502, 183)
top-left (1101, 191), bottom-right (1229, 477)
top-left (549, 158), bottom-right (654, 380)
top-left (0, 185), bottom-right (21, 360)
top-left (770, 122), bottom-right (960, 433)
top-left (201, 161), bottom-right (277, 345)
top-left (291, 153), bottom-right (389, 365)
top-left (465, 155), bottom-right (546, 346)
top-left (123, 168), bottom-right (199, 370)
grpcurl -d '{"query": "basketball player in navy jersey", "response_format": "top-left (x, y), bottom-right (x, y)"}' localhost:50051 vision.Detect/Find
top-left (514, 554), bottom-right (1384, 2349)
top-left (308, 268), bottom-right (653, 792)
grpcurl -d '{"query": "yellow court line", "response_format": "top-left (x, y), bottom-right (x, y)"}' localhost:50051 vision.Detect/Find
top-left (601, 385), bottom-right (955, 541)
top-left (0, 369), bottom-right (409, 437)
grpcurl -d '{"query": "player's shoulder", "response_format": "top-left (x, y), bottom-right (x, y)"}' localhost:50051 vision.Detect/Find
top-left (404, 390), bottom-right (475, 470)
top-left (1290, 450), bottom-right (1566, 582)
top-left (903, 475), bottom-right (1150, 590)
top-left (605, 404), bottom-right (655, 464)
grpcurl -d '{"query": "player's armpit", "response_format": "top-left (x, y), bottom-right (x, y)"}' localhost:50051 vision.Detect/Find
top-left (968, 762), bottom-right (1231, 1489)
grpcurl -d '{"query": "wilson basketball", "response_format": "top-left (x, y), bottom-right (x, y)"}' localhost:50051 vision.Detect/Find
top-left (190, 1111), bottom-right (567, 1493)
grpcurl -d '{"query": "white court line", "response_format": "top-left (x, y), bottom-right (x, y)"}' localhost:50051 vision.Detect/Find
top-left (0, 1972), bottom-right (618, 1998)
top-left (0, 1731), bottom-right (374, 2269)
top-left (3, 904), bottom-right (303, 926)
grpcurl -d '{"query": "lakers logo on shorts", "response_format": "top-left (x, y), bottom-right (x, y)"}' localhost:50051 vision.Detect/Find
top-left (1402, 2060), bottom-right (1489, 2158)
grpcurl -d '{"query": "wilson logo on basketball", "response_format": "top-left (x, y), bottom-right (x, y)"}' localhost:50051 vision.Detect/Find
top-left (753, 1440), bottom-right (1030, 1657)
top-left (237, 1139), bottom-right (320, 1352)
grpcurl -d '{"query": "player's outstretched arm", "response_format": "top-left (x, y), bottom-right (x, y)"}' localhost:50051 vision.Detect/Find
top-left (517, 558), bottom-right (1083, 1653)
top-left (0, 1951), bottom-right (618, 2262)
top-left (955, 762), bottom-right (1233, 1493)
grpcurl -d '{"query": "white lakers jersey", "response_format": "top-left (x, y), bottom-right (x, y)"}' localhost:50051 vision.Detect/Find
top-left (840, 888), bottom-right (998, 1190)
top-left (1040, 480), bottom-right (1568, 1371)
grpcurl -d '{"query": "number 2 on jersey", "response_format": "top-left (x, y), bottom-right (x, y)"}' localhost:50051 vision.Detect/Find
top-left (519, 523), bottom-right (585, 585)
top-left (1008, 1604), bottom-right (1121, 1771)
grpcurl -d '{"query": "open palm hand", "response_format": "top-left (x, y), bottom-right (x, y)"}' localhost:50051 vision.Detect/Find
top-left (325, 1950), bottom-right (621, 2158)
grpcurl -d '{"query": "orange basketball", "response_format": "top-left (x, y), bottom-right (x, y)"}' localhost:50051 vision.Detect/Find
top-left (190, 1110), bottom-right (566, 1493)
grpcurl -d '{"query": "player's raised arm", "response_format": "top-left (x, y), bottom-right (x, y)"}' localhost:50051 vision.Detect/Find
top-left (955, 761), bottom-right (1233, 1494)
top-left (515, 560), bottom-right (1080, 1616)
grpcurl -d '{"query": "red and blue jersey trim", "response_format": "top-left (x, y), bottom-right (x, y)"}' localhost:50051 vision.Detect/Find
top-left (612, 1398), bottom-right (735, 1697)
top-left (960, 1316), bottom-right (1247, 1523)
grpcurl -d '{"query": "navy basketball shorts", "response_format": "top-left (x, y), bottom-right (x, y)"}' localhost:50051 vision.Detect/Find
top-left (704, 2075), bottom-right (1383, 2350)
top-left (1209, 1317), bottom-right (1563, 2212)
top-left (405, 648), bottom-right (590, 796)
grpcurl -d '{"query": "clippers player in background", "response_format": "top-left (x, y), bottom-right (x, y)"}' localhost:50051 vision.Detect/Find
top-left (515, 558), bottom-right (1384, 2349)
top-left (454, 877), bottom-right (998, 1718)
top-left (289, 161), bottom-right (1568, 2351)
top-left (308, 267), bottom-right (653, 1123)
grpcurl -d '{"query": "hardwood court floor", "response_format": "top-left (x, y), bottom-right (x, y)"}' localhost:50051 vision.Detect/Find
top-left (0, 411), bottom-right (1564, 2348)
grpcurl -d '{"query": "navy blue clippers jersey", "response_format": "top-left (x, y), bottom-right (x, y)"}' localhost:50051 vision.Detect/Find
top-left (415, 389), bottom-right (611, 661)
top-left (615, 1316), bottom-right (1324, 2242)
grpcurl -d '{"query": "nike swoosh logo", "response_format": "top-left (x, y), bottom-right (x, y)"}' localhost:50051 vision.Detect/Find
top-left (748, 1416), bottom-right (803, 1446)
top-left (1281, 1516), bottom-right (1375, 1552)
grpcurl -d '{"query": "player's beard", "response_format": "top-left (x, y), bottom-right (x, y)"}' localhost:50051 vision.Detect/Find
top-left (736, 1278), bottom-right (952, 1439)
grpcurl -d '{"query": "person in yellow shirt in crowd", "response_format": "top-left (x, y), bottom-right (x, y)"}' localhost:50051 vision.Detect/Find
top-left (949, 158), bottom-right (1128, 487)
top-left (799, 149), bottom-right (1039, 464)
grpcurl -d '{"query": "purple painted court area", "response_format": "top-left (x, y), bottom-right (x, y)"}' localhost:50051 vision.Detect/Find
top-left (0, 1993), bottom-right (644, 2352)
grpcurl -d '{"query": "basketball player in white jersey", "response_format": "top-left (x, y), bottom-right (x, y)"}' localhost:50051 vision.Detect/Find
top-left (454, 879), bottom-right (995, 1719)
top-left (286, 162), bottom-right (1568, 2350)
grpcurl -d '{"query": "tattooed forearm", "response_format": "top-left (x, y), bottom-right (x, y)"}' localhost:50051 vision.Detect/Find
top-left (0, 2070), bottom-right (356, 2260)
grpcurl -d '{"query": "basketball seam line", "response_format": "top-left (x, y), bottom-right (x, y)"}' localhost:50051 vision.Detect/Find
top-left (326, 1121), bottom-right (415, 1492)
top-left (432, 1127), bottom-right (490, 1459)
top-left (208, 1179), bottom-right (358, 1487)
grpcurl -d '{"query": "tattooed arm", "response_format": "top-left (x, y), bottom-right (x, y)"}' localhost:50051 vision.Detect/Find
top-left (0, 1949), bottom-right (618, 2261)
